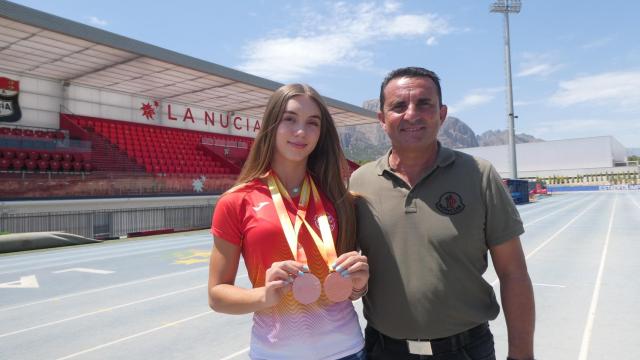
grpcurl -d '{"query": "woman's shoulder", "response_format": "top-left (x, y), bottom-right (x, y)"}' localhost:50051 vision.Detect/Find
top-left (219, 179), bottom-right (267, 203)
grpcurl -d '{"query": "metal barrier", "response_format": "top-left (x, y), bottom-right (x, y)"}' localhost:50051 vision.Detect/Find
top-left (0, 204), bottom-right (214, 239)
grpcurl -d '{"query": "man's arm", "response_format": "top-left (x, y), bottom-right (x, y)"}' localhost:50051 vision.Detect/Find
top-left (490, 236), bottom-right (535, 360)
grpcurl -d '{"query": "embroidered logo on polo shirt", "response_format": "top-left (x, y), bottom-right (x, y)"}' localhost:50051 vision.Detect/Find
top-left (435, 192), bottom-right (465, 215)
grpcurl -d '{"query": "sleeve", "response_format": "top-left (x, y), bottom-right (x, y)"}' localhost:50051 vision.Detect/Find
top-left (211, 191), bottom-right (245, 246)
top-left (483, 164), bottom-right (525, 247)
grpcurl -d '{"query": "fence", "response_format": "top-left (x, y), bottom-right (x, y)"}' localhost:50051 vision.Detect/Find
top-left (0, 204), bottom-right (214, 239)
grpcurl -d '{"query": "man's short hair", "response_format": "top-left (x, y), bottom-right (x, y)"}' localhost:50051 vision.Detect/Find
top-left (379, 67), bottom-right (443, 111)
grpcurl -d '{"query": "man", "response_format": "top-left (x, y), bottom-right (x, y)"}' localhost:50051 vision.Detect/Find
top-left (350, 67), bottom-right (535, 360)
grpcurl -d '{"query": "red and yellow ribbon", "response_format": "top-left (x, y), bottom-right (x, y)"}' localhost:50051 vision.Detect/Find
top-left (267, 172), bottom-right (337, 267)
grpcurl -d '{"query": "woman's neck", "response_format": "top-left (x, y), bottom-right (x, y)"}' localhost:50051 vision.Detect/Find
top-left (271, 160), bottom-right (307, 195)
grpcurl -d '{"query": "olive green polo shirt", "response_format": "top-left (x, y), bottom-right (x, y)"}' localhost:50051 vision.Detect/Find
top-left (349, 146), bottom-right (524, 339)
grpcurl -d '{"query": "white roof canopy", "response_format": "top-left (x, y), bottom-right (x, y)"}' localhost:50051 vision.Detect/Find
top-left (0, 0), bottom-right (377, 126)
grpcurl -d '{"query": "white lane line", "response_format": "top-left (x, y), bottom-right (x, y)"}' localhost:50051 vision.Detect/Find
top-left (0, 237), bottom-right (212, 269)
top-left (0, 266), bottom-right (208, 313)
top-left (532, 283), bottom-right (566, 288)
top-left (524, 199), bottom-right (599, 260)
top-left (0, 284), bottom-right (206, 339)
top-left (220, 347), bottom-right (250, 360)
top-left (54, 311), bottom-right (213, 360)
top-left (517, 194), bottom-right (580, 216)
top-left (0, 241), bottom-right (212, 274)
top-left (628, 194), bottom-right (640, 210)
top-left (491, 198), bottom-right (600, 286)
top-left (0, 273), bottom-right (249, 338)
top-left (53, 267), bottom-right (114, 274)
top-left (0, 275), bottom-right (40, 288)
top-left (578, 197), bottom-right (617, 360)
top-left (523, 195), bottom-right (593, 229)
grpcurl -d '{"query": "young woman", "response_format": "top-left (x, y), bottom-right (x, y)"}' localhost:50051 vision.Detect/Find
top-left (208, 84), bottom-right (369, 360)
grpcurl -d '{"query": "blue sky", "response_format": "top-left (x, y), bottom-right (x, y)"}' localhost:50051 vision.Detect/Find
top-left (10, 0), bottom-right (640, 148)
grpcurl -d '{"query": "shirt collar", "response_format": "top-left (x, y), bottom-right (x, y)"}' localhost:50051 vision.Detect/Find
top-left (375, 142), bottom-right (456, 176)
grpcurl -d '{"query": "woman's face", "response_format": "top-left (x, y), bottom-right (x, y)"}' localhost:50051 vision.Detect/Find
top-left (272, 95), bottom-right (322, 168)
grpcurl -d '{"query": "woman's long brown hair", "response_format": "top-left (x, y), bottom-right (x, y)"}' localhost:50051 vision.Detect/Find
top-left (233, 84), bottom-right (356, 254)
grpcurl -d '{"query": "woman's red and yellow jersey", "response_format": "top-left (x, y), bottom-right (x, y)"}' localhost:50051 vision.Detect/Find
top-left (211, 179), bottom-right (363, 360)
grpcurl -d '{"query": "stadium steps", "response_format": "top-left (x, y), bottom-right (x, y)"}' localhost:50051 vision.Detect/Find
top-left (86, 131), bottom-right (145, 173)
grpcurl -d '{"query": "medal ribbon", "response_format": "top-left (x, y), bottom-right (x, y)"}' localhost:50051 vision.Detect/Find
top-left (267, 172), bottom-right (319, 261)
top-left (267, 173), bottom-right (337, 266)
top-left (300, 177), bottom-right (339, 265)
top-left (286, 179), bottom-right (337, 269)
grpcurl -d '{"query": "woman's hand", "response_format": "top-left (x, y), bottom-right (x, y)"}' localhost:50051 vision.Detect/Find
top-left (332, 251), bottom-right (369, 293)
top-left (263, 260), bottom-right (305, 307)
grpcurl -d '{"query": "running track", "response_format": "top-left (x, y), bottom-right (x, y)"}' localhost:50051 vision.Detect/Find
top-left (1, 191), bottom-right (638, 359)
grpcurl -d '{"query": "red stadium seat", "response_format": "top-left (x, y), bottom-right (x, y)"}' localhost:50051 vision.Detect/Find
top-left (61, 161), bottom-right (72, 172)
top-left (23, 129), bottom-right (35, 137)
top-left (73, 161), bottom-right (83, 172)
top-left (83, 162), bottom-right (92, 172)
top-left (3, 150), bottom-right (15, 159)
top-left (28, 151), bottom-right (39, 160)
top-left (11, 158), bottom-right (24, 171)
top-left (52, 153), bottom-right (62, 161)
top-left (63, 153), bottom-right (73, 162)
top-left (0, 127), bottom-right (10, 135)
top-left (37, 159), bottom-right (49, 171)
top-left (40, 152), bottom-right (51, 161)
top-left (16, 151), bottom-right (27, 160)
top-left (0, 158), bottom-right (9, 170)
top-left (50, 160), bottom-right (61, 172)
top-left (35, 130), bottom-right (47, 137)
top-left (11, 128), bottom-right (22, 136)
top-left (25, 159), bottom-right (37, 171)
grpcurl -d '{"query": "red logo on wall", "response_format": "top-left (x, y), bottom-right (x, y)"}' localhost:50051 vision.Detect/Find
top-left (0, 77), bottom-right (21, 123)
top-left (140, 100), bottom-right (160, 120)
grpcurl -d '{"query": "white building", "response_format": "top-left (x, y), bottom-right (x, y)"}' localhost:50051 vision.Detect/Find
top-left (458, 136), bottom-right (635, 178)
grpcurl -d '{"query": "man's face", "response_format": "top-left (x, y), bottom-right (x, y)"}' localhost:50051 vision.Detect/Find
top-left (378, 76), bottom-right (447, 153)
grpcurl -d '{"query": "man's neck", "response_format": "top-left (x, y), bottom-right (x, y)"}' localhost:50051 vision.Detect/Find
top-left (388, 145), bottom-right (439, 187)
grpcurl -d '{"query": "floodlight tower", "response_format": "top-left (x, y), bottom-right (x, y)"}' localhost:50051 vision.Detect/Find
top-left (491, 0), bottom-right (521, 179)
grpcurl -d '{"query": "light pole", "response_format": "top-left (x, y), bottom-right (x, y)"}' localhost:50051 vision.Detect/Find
top-left (491, 0), bottom-right (520, 179)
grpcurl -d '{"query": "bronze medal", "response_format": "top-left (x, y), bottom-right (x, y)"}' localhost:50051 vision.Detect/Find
top-left (323, 271), bottom-right (352, 302)
top-left (292, 273), bottom-right (321, 305)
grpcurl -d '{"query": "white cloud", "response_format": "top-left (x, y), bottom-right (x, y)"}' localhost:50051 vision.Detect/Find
top-left (550, 70), bottom-right (640, 109)
top-left (448, 87), bottom-right (503, 114)
top-left (88, 16), bottom-right (108, 27)
top-left (516, 53), bottom-right (562, 78)
top-left (581, 37), bottom-right (612, 50)
top-left (517, 64), bottom-right (559, 77)
top-left (383, 0), bottom-right (401, 13)
top-left (238, 2), bottom-right (451, 81)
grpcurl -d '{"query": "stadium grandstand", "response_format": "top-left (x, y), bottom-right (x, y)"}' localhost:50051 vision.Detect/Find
top-left (0, 1), bottom-right (376, 240)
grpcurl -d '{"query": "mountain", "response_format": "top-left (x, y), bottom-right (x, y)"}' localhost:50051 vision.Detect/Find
top-left (337, 99), bottom-right (543, 162)
top-left (476, 130), bottom-right (544, 146)
top-left (437, 116), bottom-right (479, 148)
